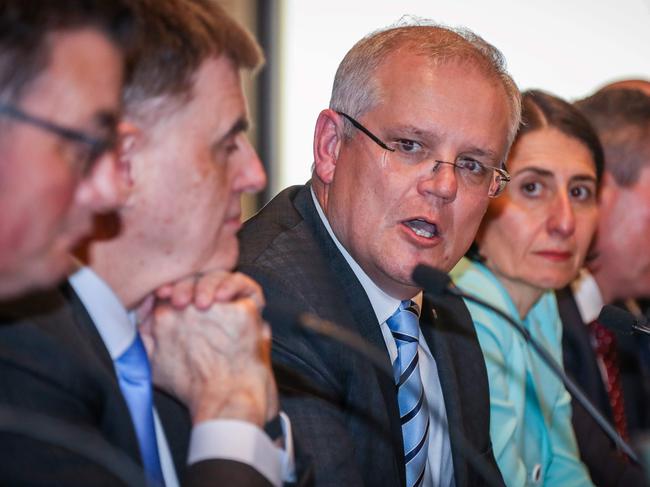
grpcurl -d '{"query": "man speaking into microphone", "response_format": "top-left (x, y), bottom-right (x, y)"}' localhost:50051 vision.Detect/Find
top-left (239, 21), bottom-right (520, 487)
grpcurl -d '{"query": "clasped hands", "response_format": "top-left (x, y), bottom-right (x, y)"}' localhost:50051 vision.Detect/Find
top-left (137, 271), bottom-right (278, 428)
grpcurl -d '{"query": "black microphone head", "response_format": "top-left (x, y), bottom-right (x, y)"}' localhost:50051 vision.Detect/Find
top-left (412, 264), bottom-right (451, 296)
top-left (597, 305), bottom-right (635, 334)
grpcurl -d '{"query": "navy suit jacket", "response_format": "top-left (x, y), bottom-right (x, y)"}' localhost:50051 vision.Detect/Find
top-left (557, 287), bottom-right (648, 486)
top-left (0, 283), bottom-right (275, 486)
top-left (238, 184), bottom-right (503, 487)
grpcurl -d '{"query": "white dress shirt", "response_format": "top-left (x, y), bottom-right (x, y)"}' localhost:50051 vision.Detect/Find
top-left (311, 188), bottom-right (455, 487)
top-left (571, 269), bottom-right (605, 324)
top-left (571, 268), bottom-right (615, 393)
top-left (69, 267), bottom-right (295, 487)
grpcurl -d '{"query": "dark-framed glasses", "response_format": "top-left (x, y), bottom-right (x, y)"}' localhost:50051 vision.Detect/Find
top-left (337, 111), bottom-right (511, 197)
top-left (0, 104), bottom-right (117, 176)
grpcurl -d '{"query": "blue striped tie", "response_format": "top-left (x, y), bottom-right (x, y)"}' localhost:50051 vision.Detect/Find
top-left (387, 300), bottom-right (429, 487)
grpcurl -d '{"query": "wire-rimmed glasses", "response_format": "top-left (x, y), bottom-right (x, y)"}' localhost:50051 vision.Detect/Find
top-left (337, 111), bottom-right (510, 197)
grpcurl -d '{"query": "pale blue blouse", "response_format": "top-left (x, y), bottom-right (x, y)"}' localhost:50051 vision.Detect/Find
top-left (451, 258), bottom-right (592, 487)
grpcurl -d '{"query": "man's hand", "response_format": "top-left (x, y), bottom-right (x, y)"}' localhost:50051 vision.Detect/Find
top-left (144, 296), bottom-right (278, 427)
top-left (139, 271), bottom-right (277, 427)
top-left (155, 271), bottom-right (264, 310)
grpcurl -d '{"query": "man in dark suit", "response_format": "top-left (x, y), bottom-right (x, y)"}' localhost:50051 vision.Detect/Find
top-left (0, 0), bottom-right (129, 299)
top-left (239, 23), bottom-right (521, 487)
top-left (0, 0), bottom-right (303, 485)
top-left (558, 84), bottom-right (650, 486)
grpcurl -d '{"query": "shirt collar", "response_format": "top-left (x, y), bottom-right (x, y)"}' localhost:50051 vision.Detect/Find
top-left (310, 187), bottom-right (421, 323)
top-left (68, 266), bottom-right (136, 359)
top-left (571, 268), bottom-right (605, 323)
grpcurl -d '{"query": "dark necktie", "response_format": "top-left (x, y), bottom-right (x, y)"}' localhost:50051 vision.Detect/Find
top-left (115, 333), bottom-right (165, 486)
top-left (387, 300), bottom-right (429, 487)
top-left (588, 319), bottom-right (629, 442)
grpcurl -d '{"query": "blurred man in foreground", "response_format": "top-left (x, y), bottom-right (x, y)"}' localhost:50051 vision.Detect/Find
top-left (0, 1), bottom-right (304, 485)
top-left (0, 0), bottom-right (130, 298)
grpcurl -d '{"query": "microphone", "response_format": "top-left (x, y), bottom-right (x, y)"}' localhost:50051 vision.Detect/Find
top-left (262, 302), bottom-right (505, 487)
top-left (262, 303), bottom-right (393, 377)
top-left (412, 264), bottom-right (640, 463)
top-left (598, 304), bottom-right (650, 336)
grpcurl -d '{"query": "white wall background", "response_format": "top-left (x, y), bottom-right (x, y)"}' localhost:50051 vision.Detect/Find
top-left (271, 0), bottom-right (650, 197)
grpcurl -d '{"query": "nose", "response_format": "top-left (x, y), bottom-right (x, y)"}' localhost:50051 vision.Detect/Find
top-left (547, 192), bottom-right (576, 238)
top-left (235, 135), bottom-right (267, 194)
top-left (417, 160), bottom-right (458, 202)
top-left (74, 149), bottom-right (125, 212)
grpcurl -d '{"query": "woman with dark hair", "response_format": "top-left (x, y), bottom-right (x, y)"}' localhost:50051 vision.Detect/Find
top-left (451, 90), bottom-right (602, 486)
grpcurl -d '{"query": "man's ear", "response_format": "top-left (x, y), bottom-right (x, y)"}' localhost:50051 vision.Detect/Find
top-left (110, 119), bottom-right (142, 205)
top-left (118, 120), bottom-right (140, 161)
top-left (116, 120), bottom-right (140, 184)
top-left (313, 109), bottom-right (344, 184)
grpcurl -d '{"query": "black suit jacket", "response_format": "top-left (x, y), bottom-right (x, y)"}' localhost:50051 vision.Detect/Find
top-left (0, 282), bottom-right (274, 486)
top-left (557, 287), bottom-right (648, 486)
top-left (238, 185), bottom-right (503, 487)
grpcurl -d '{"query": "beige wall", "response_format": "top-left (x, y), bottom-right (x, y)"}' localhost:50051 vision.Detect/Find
top-left (219, 0), bottom-right (263, 218)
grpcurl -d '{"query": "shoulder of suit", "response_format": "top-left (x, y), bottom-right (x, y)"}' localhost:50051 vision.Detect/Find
top-left (0, 285), bottom-right (70, 326)
top-left (239, 185), bottom-right (308, 263)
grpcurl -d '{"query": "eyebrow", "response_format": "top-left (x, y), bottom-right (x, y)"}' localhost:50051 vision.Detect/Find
top-left (463, 146), bottom-right (499, 161)
top-left (388, 124), bottom-right (437, 139)
top-left (223, 117), bottom-right (249, 140)
top-left (571, 174), bottom-right (598, 183)
top-left (387, 124), bottom-right (499, 160)
top-left (513, 167), bottom-right (554, 178)
top-left (514, 166), bottom-right (598, 182)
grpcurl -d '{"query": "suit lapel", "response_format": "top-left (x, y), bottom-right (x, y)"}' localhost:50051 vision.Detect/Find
top-left (556, 287), bottom-right (614, 417)
top-left (0, 284), bottom-right (144, 464)
top-left (293, 185), bottom-right (406, 486)
top-left (60, 281), bottom-right (117, 374)
top-left (56, 283), bottom-right (143, 464)
top-left (64, 281), bottom-right (196, 473)
top-left (556, 287), bottom-right (583, 332)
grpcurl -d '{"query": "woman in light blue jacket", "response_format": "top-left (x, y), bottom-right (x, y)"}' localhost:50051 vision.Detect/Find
top-left (451, 90), bottom-right (603, 486)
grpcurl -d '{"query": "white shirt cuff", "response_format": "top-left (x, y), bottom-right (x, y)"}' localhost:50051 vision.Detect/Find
top-left (187, 411), bottom-right (296, 486)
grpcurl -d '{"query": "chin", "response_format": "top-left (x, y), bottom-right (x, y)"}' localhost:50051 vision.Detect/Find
top-left (202, 246), bottom-right (239, 274)
top-left (31, 256), bottom-right (72, 290)
top-left (530, 274), bottom-right (572, 292)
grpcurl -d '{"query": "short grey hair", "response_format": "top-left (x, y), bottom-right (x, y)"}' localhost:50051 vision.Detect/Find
top-left (329, 18), bottom-right (521, 149)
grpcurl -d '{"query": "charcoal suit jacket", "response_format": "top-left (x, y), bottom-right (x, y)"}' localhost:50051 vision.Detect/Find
top-left (0, 283), bottom-right (277, 486)
top-left (238, 184), bottom-right (504, 487)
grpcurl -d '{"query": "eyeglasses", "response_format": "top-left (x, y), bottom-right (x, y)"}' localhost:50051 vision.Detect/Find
top-left (337, 111), bottom-right (511, 197)
top-left (0, 104), bottom-right (117, 176)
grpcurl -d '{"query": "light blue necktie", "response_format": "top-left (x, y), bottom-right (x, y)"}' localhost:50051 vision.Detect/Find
top-left (115, 333), bottom-right (165, 487)
top-left (387, 300), bottom-right (430, 487)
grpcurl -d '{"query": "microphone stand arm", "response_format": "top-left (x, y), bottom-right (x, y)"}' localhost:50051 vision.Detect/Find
top-left (443, 287), bottom-right (640, 464)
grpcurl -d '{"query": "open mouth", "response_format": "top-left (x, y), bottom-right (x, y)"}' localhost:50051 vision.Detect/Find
top-left (403, 219), bottom-right (439, 239)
